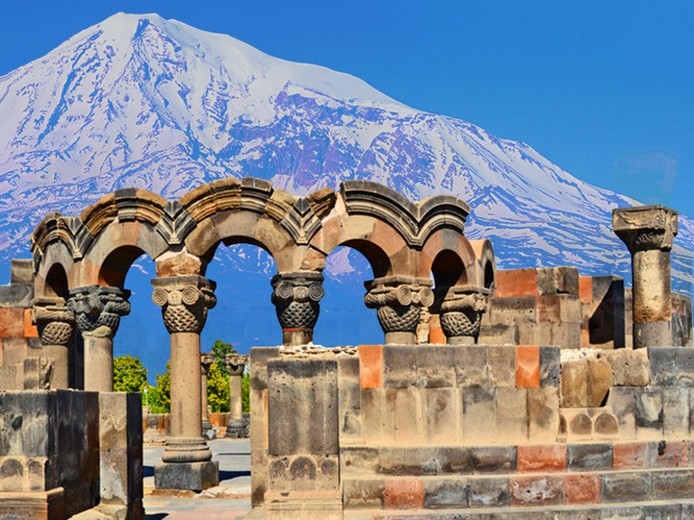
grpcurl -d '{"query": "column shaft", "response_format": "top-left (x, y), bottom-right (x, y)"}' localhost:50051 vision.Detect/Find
top-left (633, 249), bottom-right (672, 347)
top-left (170, 332), bottom-right (203, 438)
top-left (83, 335), bottom-right (114, 392)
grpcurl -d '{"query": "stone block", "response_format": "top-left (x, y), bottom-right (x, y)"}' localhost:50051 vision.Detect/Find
top-left (414, 347), bottom-right (456, 388)
top-left (612, 442), bottom-right (650, 470)
top-left (154, 460), bottom-right (219, 492)
top-left (454, 347), bottom-right (488, 387)
top-left (495, 388), bottom-right (528, 442)
top-left (382, 345), bottom-right (416, 389)
top-left (600, 472), bottom-right (651, 502)
top-left (561, 360), bottom-right (587, 408)
top-left (424, 388), bottom-right (460, 444)
top-left (424, 478), bottom-right (468, 509)
top-left (0, 308), bottom-right (25, 338)
top-left (662, 388), bottom-right (689, 436)
top-left (0, 366), bottom-right (18, 390)
top-left (517, 445), bottom-right (566, 472)
top-left (635, 388), bottom-right (663, 439)
top-left (565, 474), bottom-right (600, 505)
top-left (467, 446), bottom-right (516, 474)
top-left (602, 348), bottom-right (650, 386)
top-left (360, 389), bottom-right (395, 442)
top-left (606, 387), bottom-right (636, 439)
top-left (269, 454), bottom-right (339, 492)
top-left (537, 267), bottom-right (579, 296)
top-left (651, 469), bottom-right (694, 500)
top-left (527, 387), bottom-right (559, 442)
top-left (495, 269), bottom-right (538, 298)
top-left (358, 345), bottom-right (382, 389)
top-left (515, 345), bottom-right (540, 388)
top-left (468, 476), bottom-right (510, 507)
top-left (249, 347), bottom-right (280, 391)
top-left (510, 476), bottom-right (563, 506)
top-left (487, 346), bottom-right (516, 387)
top-left (462, 388), bottom-right (496, 443)
top-left (649, 347), bottom-right (694, 386)
top-left (340, 448), bottom-right (378, 475)
top-left (0, 487), bottom-right (65, 520)
top-left (567, 443), bottom-right (612, 471)
top-left (566, 411), bottom-right (592, 436)
top-left (384, 477), bottom-right (424, 509)
top-left (394, 387), bottom-right (422, 444)
top-left (651, 439), bottom-right (688, 468)
top-left (586, 357), bottom-right (612, 407)
top-left (378, 448), bottom-right (439, 476)
top-left (539, 346), bottom-right (560, 387)
top-left (343, 478), bottom-right (384, 509)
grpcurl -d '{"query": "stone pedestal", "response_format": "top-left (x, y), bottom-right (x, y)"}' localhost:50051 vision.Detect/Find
top-left (364, 276), bottom-right (434, 344)
top-left (31, 296), bottom-right (75, 389)
top-left (613, 206), bottom-right (678, 348)
top-left (200, 352), bottom-right (215, 435)
top-left (439, 285), bottom-right (490, 345)
top-left (271, 271), bottom-right (324, 345)
top-left (152, 275), bottom-right (219, 491)
top-left (68, 286), bottom-right (130, 391)
top-left (225, 354), bottom-right (249, 438)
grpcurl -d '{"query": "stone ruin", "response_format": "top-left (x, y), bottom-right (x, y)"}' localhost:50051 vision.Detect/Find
top-left (0, 177), bottom-right (691, 518)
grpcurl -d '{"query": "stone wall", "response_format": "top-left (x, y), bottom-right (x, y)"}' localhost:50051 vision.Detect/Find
top-left (251, 343), bottom-right (694, 516)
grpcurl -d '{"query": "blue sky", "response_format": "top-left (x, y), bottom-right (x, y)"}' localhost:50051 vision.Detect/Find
top-left (1, 0), bottom-right (692, 214)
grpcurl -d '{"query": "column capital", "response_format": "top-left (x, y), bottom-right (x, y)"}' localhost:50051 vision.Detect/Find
top-left (613, 205), bottom-right (679, 253)
top-left (224, 353), bottom-right (248, 376)
top-left (439, 285), bottom-right (490, 344)
top-left (271, 271), bottom-right (324, 344)
top-left (200, 352), bottom-right (215, 376)
top-left (151, 275), bottom-right (216, 334)
top-left (67, 285), bottom-right (130, 339)
top-left (31, 296), bottom-right (76, 347)
top-left (364, 276), bottom-right (434, 340)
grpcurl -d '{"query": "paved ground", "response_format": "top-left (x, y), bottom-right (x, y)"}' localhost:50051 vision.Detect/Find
top-left (143, 437), bottom-right (252, 519)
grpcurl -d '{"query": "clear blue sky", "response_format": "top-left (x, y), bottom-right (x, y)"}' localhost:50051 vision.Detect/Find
top-left (2, 0), bottom-right (693, 216)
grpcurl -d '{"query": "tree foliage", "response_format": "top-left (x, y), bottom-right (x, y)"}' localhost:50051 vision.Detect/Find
top-left (211, 339), bottom-right (236, 370)
top-left (113, 355), bottom-right (148, 393)
top-left (207, 362), bottom-right (230, 413)
top-left (146, 362), bottom-right (171, 414)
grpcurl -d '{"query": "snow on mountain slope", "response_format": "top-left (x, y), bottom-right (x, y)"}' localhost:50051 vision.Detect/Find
top-left (0, 12), bottom-right (691, 297)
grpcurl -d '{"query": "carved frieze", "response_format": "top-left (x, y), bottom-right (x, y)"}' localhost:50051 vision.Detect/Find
top-left (439, 285), bottom-right (490, 343)
top-left (32, 296), bottom-right (75, 346)
top-left (151, 276), bottom-right (216, 334)
top-left (67, 286), bottom-right (131, 339)
top-left (364, 276), bottom-right (434, 335)
top-left (271, 271), bottom-right (325, 331)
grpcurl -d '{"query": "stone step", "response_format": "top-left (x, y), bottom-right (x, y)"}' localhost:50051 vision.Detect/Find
top-left (342, 498), bottom-right (694, 519)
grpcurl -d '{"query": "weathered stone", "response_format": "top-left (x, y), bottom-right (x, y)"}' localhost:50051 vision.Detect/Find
top-left (423, 478), bottom-right (468, 509)
top-left (487, 346), bottom-right (516, 387)
top-left (468, 476), bottom-right (510, 508)
top-left (467, 446), bottom-right (516, 474)
top-left (567, 443), bottom-right (612, 471)
top-left (510, 476), bottom-right (563, 506)
top-left (495, 388), bottom-right (528, 442)
top-left (527, 387), bottom-right (559, 442)
top-left (153, 460), bottom-right (219, 492)
top-left (384, 477), bottom-right (424, 509)
top-left (601, 348), bottom-right (650, 386)
top-left (601, 472), bottom-right (651, 502)
top-left (517, 445), bottom-right (566, 472)
top-left (539, 346), bottom-right (560, 387)
top-left (342, 478), bottom-right (384, 509)
top-left (565, 474), bottom-right (600, 505)
top-left (651, 469), bottom-right (694, 500)
top-left (462, 387), bottom-right (496, 443)
top-left (649, 347), bottom-right (694, 386)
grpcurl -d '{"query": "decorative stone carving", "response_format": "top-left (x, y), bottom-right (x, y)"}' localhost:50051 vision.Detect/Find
top-left (364, 276), bottom-right (434, 343)
top-left (151, 276), bottom-right (217, 334)
top-left (439, 286), bottom-right (490, 344)
top-left (67, 286), bottom-right (131, 339)
top-left (271, 271), bottom-right (324, 345)
top-left (32, 296), bottom-right (75, 346)
top-left (613, 205), bottom-right (678, 253)
top-left (224, 353), bottom-right (248, 376)
top-left (200, 352), bottom-right (215, 376)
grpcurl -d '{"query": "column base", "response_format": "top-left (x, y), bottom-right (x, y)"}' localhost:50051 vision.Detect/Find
top-left (226, 417), bottom-right (250, 438)
top-left (154, 461), bottom-right (219, 492)
top-left (635, 320), bottom-right (672, 348)
top-left (448, 335), bottom-right (476, 345)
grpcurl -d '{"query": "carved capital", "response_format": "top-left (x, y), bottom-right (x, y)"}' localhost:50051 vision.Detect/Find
top-left (613, 205), bottom-right (679, 253)
top-left (32, 296), bottom-right (76, 347)
top-left (224, 354), bottom-right (248, 376)
top-left (200, 352), bottom-right (215, 376)
top-left (364, 276), bottom-right (434, 335)
top-left (271, 271), bottom-right (324, 331)
top-left (67, 286), bottom-right (130, 339)
top-left (151, 276), bottom-right (216, 334)
top-left (439, 286), bottom-right (490, 343)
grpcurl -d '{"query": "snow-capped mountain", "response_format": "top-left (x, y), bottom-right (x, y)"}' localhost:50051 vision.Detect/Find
top-left (0, 13), bottom-right (691, 368)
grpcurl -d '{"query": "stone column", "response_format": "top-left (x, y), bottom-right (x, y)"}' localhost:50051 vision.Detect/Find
top-left (67, 286), bottom-right (130, 392)
top-left (225, 354), bottom-right (248, 438)
top-left (200, 352), bottom-right (215, 434)
top-left (364, 276), bottom-right (435, 344)
top-left (31, 296), bottom-right (76, 389)
top-left (271, 271), bottom-right (325, 346)
top-left (613, 205), bottom-right (679, 348)
top-left (439, 286), bottom-right (490, 345)
top-left (151, 275), bottom-right (218, 491)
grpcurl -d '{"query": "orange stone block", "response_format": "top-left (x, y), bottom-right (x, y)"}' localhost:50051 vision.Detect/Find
top-left (358, 345), bottom-right (383, 389)
top-left (384, 478), bottom-right (424, 509)
top-left (428, 314), bottom-right (446, 344)
top-left (0, 308), bottom-right (25, 338)
top-left (652, 440), bottom-right (688, 468)
top-left (23, 309), bottom-right (38, 338)
top-left (517, 445), bottom-right (567, 472)
top-left (578, 276), bottom-right (593, 304)
top-left (565, 474), bottom-right (600, 504)
top-left (515, 345), bottom-right (540, 388)
top-left (495, 269), bottom-right (538, 298)
top-left (613, 442), bottom-right (649, 470)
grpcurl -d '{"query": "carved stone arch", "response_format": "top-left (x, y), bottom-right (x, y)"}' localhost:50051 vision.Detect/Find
top-left (33, 240), bottom-right (78, 299)
top-left (32, 212), bottom-right (94, 268)
top-left (469, 239), bottom-right (496, 291)
top-left (418, 228), bottom-right (477, 280)
top-left (180, 177), bottom-right (336, 273)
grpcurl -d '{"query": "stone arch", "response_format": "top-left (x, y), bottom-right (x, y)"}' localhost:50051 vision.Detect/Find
top-left (469, 239), bottom-right (496, 290)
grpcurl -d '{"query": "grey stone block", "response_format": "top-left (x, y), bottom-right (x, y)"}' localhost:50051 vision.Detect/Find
top-left (601, 472), bottom-right (651, 502)
top-left (468, 476), bottom-right (510, 507)
top-left (154, 460), bottom-right (219, 492)
top-left (649, 347), bottom-right (694, 386)
top-left (342, 478), bottom-right (384, 509)
top-left (249, 347), bottom-right (280, 390)
top-left (378, 447), bottom-right (439, 476)
top-left (567, 443), bottom-right (612, 471)
top-left (651, 469), bottom-right (694, 500)
top-left (424, 478), bottom-right (469, 509)
top-left (539, 345), bottom-right (560, 387)
top-left (467, 446), bottom-right (516, 474)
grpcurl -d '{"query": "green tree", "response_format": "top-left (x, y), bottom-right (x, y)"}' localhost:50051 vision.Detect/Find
top-left (112, 355), bottom-right (148, 393)
top-left (211, 339), bottom-right (236, 370)
top-left (242, 372), bottom-right (250, 413)
top-left (206, 362), bottom-right (230, 413)
top-left (146, 362), bottom-right (171, 413)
